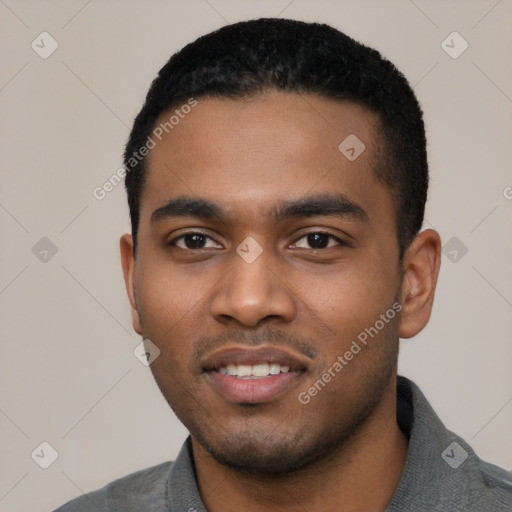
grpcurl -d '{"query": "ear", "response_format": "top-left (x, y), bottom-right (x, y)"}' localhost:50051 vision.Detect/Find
top-left (398, 229), bottom-right (441, 339)
top-left (120, 234), bottom-right (142, 335)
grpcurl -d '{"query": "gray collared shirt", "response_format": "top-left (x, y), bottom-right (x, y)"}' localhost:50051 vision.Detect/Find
top-left (55, 376), bottom-right (512, 511)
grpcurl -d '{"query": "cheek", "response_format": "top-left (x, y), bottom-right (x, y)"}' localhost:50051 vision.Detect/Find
top-left (299, 256), bottom-right (396, 318)
top-left (136, 253), bottom-right (204, 324)
top-left (291, 256), bottom-right (400, 363)
top-left (134, 262), bottom-right (207, 364)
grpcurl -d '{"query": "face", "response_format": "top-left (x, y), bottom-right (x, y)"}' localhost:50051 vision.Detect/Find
top-left (121, 90), bottom-right (420, 475)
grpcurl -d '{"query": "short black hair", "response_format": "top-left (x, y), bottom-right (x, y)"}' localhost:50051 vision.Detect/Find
top-left (124, 18), bottom-right (428, 258)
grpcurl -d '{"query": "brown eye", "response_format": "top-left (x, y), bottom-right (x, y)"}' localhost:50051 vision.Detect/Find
top-left (169, 233), bottom-right (222, 250)
top-left (292, 232), bottom-right (344, 250)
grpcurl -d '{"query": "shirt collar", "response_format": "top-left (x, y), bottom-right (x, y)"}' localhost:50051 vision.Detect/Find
top-left (166, 376), bottom-right (475, 511)
top-left (386, 376), bottom-right (473, 511)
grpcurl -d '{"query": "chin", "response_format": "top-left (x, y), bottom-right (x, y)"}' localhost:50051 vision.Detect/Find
top-left (195, 430), bottom-right (334, 476)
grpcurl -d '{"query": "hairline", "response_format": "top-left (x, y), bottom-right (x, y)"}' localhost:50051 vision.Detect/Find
top-left (131, 89), bottom-right (406, 260)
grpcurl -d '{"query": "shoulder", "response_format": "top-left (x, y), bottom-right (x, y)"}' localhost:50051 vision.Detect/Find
top-left (468, 455), bottom-right (512, 510)
top-left (53, 461), bottom-right (172, 512)
top-left (391, 377), bottom-right (512, 510)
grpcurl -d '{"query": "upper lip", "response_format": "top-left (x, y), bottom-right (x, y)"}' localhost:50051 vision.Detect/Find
top-left (201, 346), bottom-right (310, 372)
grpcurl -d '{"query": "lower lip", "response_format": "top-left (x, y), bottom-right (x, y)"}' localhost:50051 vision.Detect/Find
top-left (206, 371), bottom-right (302, 404)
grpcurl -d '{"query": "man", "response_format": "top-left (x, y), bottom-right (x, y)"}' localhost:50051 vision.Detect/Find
top-left (55, 18), bottom-right (512, 511)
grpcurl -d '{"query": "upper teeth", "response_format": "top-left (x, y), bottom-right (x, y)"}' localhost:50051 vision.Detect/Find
top-left (219, 363), bottom-right (290, 378)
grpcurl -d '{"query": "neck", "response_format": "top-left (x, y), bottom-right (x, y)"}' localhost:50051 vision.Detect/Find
top-left (192, 383), bottom-right (408, 512)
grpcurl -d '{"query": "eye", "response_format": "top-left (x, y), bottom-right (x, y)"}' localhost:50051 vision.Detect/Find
top-left (169, 232), bottom-right (222, 250)
top-left (291, 232), bottom-right (345, 250)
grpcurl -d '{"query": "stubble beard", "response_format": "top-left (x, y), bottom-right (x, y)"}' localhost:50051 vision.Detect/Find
top-left (184, 355), bottom-right (397, 478)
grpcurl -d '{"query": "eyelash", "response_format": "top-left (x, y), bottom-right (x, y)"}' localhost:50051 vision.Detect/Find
top-left (168, 231), bottom-right (346, 251)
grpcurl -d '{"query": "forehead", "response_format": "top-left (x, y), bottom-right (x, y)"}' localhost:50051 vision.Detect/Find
top-left (141, 90), bottom-right (392, 227)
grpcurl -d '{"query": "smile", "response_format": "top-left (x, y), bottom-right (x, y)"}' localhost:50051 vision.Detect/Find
top-left (218, 363), bottom-right (290, 378)
top-left (202, 346), bottom-right (309, 404)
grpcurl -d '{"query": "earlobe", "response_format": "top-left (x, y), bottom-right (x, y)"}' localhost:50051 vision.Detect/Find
top-left (120, 234), bottom-right (143, 335)
top-left (398, 229), bottom-right (442, 339)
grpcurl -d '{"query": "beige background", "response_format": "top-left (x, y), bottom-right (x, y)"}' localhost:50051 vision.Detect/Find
top-left (1, 0), bottom-right (511, 510)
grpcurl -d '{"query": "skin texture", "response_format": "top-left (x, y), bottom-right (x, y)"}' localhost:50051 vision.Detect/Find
top-left (121, 90), bottom-right (441, 512)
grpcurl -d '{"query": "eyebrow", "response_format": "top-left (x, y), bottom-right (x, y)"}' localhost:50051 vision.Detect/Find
top-left (150, 193), bottom-right (368, 225)
top-left (272, 194), bottom-right (368, 223)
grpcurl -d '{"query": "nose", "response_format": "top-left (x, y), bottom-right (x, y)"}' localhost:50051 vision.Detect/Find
top-left (210, 247), bottom-right (296, 328)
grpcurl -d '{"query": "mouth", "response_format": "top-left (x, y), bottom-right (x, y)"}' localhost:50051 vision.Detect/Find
top-left (202, 346), bottom-right (309, 404)
top-left (218, 362), bottom-right (292, 378)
